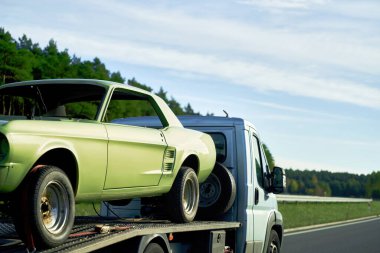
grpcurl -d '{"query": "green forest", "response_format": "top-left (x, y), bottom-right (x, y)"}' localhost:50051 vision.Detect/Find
top-left (1, 28), bottom-right (379, 199)
top-left (285, 169), bottom-right (380, 199)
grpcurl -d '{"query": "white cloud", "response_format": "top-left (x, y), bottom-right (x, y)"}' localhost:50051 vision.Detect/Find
top-left (9, 24), bottom-right (380, 109)
top-left (238, 0), bottom-right (328, 9)
top-left (5, 0), bottom-right (380, 110)
top-left (332, 0), bottom-right (380, 20)
top-left (241, 100), bottom-right (360, 122)
top-left (69, 0), bottom-right (380, 77)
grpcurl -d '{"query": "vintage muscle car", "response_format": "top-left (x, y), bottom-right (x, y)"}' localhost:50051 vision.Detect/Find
top-left (0, 79), bottom-right (216, 248)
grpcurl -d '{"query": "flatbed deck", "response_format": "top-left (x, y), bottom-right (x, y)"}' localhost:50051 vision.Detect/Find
top-left (0, 217), bottom-right (240, 252)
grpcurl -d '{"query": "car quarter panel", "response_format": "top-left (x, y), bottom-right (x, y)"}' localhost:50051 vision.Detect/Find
top-left (160, 126), bottom-right (216, 185)
top-left (0, 120), bottom-right (108, 199)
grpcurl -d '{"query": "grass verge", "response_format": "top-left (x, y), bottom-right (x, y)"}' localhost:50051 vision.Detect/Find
top-left (278, 201), bottom-right (380, 229)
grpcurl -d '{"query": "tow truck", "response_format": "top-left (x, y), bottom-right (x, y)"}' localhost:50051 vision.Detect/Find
top-left (0, 116), bottom-right (285, 253)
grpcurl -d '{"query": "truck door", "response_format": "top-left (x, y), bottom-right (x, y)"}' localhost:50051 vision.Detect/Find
top-left (249, 130), bottom-right (275, 252)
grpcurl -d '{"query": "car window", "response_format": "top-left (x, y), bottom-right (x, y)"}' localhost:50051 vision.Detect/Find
top-left (64, 101), bottom-right (101, 120)
top-left (260, 143), bottom-right (270, 175)
top-left (208, 133), bottom-right (227, 163)
top-left (104, 88), bottom-right (164, 128)
top-left (0, 94), bottom-right (42, 118)
top-left (0, 84), bottom-right (105, 120)
top-left (252, 134), bottom-right (264, 188)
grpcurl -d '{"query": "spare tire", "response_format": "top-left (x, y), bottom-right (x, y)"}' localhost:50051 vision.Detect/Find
top-left (197, 162), bottom-right (236, 219)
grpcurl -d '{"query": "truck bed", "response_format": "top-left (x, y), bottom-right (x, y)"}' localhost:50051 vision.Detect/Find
top-left (0, 217), bottom-right (240, 253)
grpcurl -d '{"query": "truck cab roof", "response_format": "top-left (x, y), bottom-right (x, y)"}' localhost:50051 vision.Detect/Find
top-left (112, 115), bottom-right (258, 133)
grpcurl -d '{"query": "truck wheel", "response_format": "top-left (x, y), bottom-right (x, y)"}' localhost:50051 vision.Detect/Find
top-left (24, 166), bottom-right (75, 248)
top-left (166, 166), bottom-right (199, 223)
top-left (107, 199), bottom-right (132, 206)
top-left (267, 230), bottom-right (280, 253)
top-left (197, 162), bottom-right (236, 219)
top-left (143, 242), bottom-right (165, 253)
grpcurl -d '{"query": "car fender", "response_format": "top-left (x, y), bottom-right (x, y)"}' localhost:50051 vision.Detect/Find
top-left (0, 120), bottom-right (108, 197)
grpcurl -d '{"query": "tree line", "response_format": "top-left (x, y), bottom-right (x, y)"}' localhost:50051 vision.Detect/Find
top-left (285, 169), bottom-right (380, 199)
top-left (0, 28), bottom-right (197, 115)
top-left (260, 143), bottom-right (378, 200)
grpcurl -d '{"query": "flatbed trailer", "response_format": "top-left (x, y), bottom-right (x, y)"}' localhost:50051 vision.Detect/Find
top-left (0, 217), bottom-right (240, 252)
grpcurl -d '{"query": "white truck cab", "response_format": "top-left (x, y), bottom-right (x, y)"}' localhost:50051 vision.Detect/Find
top-left (178, 116), bottom-right (285, 253)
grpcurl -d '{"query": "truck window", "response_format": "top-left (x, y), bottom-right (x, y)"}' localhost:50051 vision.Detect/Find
top-left (208, 133), bottom-right (226, 163)
top-left (252, 135), bottom-right (264, 188)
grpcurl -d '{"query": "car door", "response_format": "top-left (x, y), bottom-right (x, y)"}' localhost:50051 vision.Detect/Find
top-left (103, 88), bottom-right (167, 189)
top-left (249, 129), bottom-right (275, 251)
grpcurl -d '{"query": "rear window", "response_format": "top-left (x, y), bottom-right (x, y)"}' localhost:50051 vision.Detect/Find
top-left (208, 133), bottom-right (226, 163)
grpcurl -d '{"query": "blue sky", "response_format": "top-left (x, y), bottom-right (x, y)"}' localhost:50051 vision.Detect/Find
top-left (2, 0), bottom-right (379, 174)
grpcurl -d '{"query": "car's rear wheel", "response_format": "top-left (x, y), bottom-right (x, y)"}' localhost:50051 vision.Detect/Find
top-left (197, 162), bottom-right (236, 219)
top-left (166, 166), bottom-right (199, 223)
top-left (15, 166), bottom-right (75, 249)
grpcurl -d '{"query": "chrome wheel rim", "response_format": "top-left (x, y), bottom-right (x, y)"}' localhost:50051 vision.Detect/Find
top-left (40, 181), bottom-right (70, 235)
top-left (183, 176), bottom-right (197, 214)
top-left (269, 241), bottom-right (278, 253)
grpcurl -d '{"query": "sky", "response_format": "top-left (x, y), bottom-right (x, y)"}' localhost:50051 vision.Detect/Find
top-left (2, 0), bottom-right (379, 175)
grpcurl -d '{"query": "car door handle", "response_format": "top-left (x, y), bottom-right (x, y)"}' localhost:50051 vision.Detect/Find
top-left (254, 188), bottom-right (259, 205)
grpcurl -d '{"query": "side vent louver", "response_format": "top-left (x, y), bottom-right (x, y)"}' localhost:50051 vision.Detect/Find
top-left (163, 147), bottom-right (176, 172)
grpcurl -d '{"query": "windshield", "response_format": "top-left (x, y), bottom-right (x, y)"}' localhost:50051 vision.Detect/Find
top-left (0, 83), bottom-right (106, 120)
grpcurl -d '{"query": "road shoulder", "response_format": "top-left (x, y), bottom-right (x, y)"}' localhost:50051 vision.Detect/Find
top-left (284, 215), bottom-right (380, 234)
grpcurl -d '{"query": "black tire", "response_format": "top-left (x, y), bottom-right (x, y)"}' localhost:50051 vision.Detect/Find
top-left (22, 166), bottom-right (75, 248)
top-left (143, 242), bottom-right (165, 253)
top-left (165, 167), bottom-right (199, 223)
top-left (267, 230), bottom-right (281, 253)
top-left (197, 162), bottom-right (236, 219)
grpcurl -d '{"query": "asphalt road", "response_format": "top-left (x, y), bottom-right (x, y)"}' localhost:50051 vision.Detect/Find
top-left (281, 217), bottom-right (380, 253)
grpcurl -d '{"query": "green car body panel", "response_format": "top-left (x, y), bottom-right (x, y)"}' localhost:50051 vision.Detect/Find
top-left (0, 79), bottom-right (216, 202)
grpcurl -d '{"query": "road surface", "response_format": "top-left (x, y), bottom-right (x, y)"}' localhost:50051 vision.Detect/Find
top-left (281, 217), bottom-right (380, 253)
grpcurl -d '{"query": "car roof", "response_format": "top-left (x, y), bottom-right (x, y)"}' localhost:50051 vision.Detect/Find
top-left (1, 79), bottom-right (151, 96)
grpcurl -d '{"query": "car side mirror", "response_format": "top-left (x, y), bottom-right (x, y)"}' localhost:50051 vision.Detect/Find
top-left (270, 166), bottom-right (286, 194)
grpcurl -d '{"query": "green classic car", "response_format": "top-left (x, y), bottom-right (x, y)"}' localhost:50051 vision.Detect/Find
top-left (0, 79), bottom-right (216, 248)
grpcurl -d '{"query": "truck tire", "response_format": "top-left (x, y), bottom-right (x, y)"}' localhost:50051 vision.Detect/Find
top-left (166, 166), bottom-right (199, 223)
top-left (107, 199), bottom-right (132, 206)
top-left (143, 242), bottom-right (165, 253)
top-left (267, 230), bottom-right (280, 253)
top-left (21, 166), bottom-right (75, 248)
top-left (197, 162), bottom-right (236, 219)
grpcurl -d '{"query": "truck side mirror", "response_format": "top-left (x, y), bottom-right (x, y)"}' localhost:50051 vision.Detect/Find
top-left (270, 167), bottom-right (286, 194)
